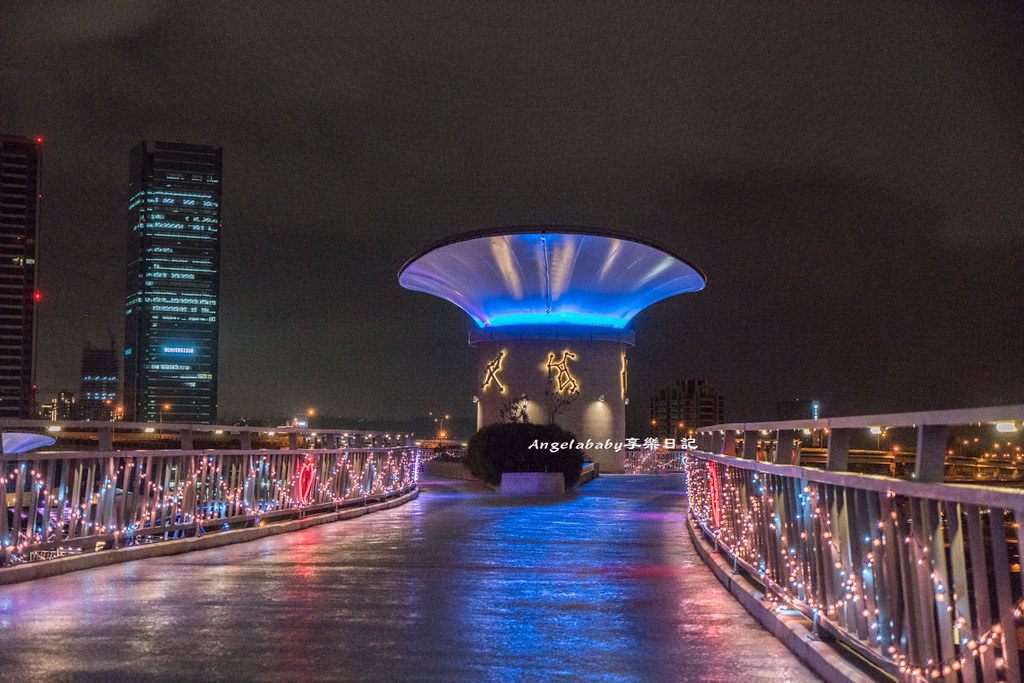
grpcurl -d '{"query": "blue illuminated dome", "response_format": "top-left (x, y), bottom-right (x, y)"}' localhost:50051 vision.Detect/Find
top-left (399, 227), bottom-right (706, 329)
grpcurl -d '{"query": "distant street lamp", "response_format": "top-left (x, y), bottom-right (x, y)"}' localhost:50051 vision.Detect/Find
top-left (160, 403), bottom-right (171, 429)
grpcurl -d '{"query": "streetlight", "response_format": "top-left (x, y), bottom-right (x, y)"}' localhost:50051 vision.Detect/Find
top-left (158, 403), bottom-right (171, 434)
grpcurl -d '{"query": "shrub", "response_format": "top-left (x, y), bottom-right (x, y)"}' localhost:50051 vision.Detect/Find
top-left (465, 422), bottom-right (584, 488)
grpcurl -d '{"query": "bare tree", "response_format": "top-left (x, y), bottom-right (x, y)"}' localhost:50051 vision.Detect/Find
top-left (498, 395), bottom-right (531, 424)
top-left (544, 377), bottom-right (579, 424)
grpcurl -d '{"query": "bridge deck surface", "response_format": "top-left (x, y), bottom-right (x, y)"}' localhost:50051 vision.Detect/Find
top-left (0, 474), bottom-right (816, 681)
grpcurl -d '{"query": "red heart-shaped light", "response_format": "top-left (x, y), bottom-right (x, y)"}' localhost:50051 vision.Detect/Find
top-left (296, 459), bottom-right (316, 504)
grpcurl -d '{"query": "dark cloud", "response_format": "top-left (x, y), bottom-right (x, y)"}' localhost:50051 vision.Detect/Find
top-left (1, 1), bottom-right (1020, 424)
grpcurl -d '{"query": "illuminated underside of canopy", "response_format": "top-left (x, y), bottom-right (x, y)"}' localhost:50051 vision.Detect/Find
top-left (399, 227), bottom-right (706, 329)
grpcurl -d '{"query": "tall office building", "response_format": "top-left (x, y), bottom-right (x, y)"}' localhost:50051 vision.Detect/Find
top-left (650, 379), bottom-right (725, 439)
top-left (0, 135), bottom-right (41, 418)
top-left (80, 344), bottom-right (119, 420)
top-left (124, 141), bottom-right (221, 423)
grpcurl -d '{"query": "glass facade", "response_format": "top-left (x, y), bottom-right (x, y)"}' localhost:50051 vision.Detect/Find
top-left (124, 141), bottom-right (221, 423)
top-left (0, 135), bottom-right (40, 418)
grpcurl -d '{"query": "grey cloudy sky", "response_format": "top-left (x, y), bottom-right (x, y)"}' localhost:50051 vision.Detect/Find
top-left (1, 2), bottom-right (1020, 425)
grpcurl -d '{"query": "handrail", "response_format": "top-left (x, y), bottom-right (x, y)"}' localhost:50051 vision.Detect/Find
top-left (695, 450), bottom-right (1024, 509)
top-left (686, 448), bottom-right (1024, 682)
top-left (697, 404), bottom-right (1024, 433)
top-left (1, 439), bottom-right (419, 567)
top-left (690, 404), bottom-right (1023, 484)
top-left (0, 418), bottom-right (413, 438)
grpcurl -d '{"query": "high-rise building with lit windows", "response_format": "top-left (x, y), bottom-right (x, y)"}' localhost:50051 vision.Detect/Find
top-left (80, 344), bottom-right (119, 420)
top-left (649, 379), bottom-right (725, 439)
top-left (0, 135), bottom-right (41, 418)
top-left (124, 141), bottom-right (221, 423)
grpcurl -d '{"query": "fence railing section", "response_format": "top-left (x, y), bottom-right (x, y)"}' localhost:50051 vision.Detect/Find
top-left (2, 423), bottom-right (419, 567)
top-left (686, 449), bottom-right (1024, 682)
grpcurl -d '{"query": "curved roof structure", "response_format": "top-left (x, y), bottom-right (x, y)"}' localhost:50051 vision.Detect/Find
top-left (399, 227), bottom-right (706, 329)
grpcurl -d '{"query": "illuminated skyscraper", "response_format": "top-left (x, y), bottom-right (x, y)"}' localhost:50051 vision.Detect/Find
top-left (124, 141), bottom-right (221, 423)
top-left (0, 135), bottom-right (41, 418)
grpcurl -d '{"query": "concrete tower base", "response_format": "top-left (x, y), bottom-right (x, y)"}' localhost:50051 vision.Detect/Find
top-left (471, 325), bottom-right (634, 474)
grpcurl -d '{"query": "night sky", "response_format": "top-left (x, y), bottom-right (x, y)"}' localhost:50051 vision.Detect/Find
top-left (1, 3), bottom-right (1020, 428)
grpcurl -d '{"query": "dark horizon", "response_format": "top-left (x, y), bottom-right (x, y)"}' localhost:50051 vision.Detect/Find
top-left (1, 3), bottom-right (1020, 426)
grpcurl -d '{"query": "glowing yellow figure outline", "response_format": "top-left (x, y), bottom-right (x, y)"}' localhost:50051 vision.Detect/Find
top-left (483, 350), bottom-right (506, 393)
top-left (620, 352), bottom-right (627, 399)
top-left (546, 350), bottom-right (579, 394)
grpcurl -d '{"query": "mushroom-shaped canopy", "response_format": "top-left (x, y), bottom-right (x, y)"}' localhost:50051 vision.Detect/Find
top-left (399, 227), bottom-right (706, 329)
top-left (2, 432), bottom-right (56, 453)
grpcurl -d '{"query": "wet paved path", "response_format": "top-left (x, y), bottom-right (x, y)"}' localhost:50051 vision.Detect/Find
top-left (0, 475), bottom-right (816, 682)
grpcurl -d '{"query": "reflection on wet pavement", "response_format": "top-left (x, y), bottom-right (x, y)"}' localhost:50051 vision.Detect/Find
top-left (0, 474), bottom-right (817, 681)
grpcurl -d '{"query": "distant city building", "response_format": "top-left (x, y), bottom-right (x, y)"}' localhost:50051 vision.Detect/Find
top-left (124, 141), bottom-right (222, 423)
top-left (50, 391), bottom-right (77, 421)
top-left (80, 344), bottom-right (119, 420)
top-left (0, 135), bottom-right (41, 418)
top-left (650, 379), bottom-right (725, 438)
top-left (37, 397), bottom-right (54, 420)
top-left (775, 398), bottom-right (821, 421)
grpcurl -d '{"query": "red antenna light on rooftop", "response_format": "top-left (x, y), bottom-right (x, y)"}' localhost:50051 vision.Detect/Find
top-left (34, 291), bottom-right (42, 301)
top-left (35, 137), bottom-right (42, 143)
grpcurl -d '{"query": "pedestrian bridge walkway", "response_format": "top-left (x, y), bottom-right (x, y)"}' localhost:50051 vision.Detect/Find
top-left (0, 475), bottom-right (814, 681)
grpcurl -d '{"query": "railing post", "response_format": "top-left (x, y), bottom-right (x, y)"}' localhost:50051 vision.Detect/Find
top-left (0, 446), bottom-right (7, 566)
top-left (288, 433), bottom-right (299, 450)
top-left (97, 427), bottom-right (113, 452)
top-left (741, 430), bottom-right (758, 460)
top-left (240, 431), bottom-right (252, 450)
top-left (711, 431), bottom-right (723, 453)
top-left (774, 429), bottom-right (795, 465)
top-left (825, 428), bottom-right (851, 471)
top-left (180, 429), bottom-right (193, 451)
top-left (914, 424), bottom-right (948, 482)
top-left (722, 430), bottom-right (737, 456)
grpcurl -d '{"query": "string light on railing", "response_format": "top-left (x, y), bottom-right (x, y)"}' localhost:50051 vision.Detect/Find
top-left (686, 452), bottom-right (1023, 680)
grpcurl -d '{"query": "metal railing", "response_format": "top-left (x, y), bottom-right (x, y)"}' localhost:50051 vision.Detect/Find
top-left (690, 406), bottom-right (1024, 682)
top-left (1, 421), bottom-right (418, 566)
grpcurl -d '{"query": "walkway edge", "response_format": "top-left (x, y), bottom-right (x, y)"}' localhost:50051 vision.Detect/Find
top-left (0, 488), bottom-right (419, 587)
top-left (686, 516), bottom-right (886, 683)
